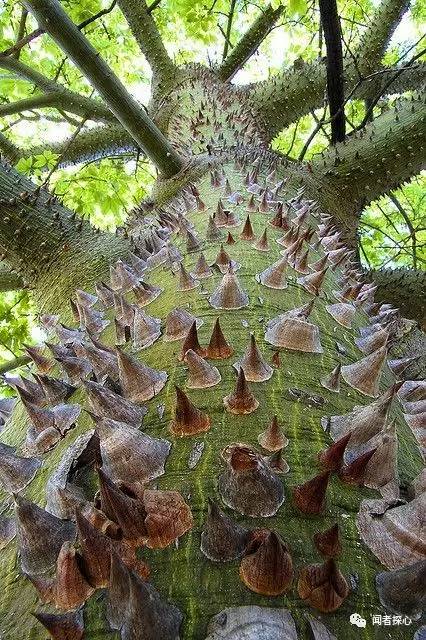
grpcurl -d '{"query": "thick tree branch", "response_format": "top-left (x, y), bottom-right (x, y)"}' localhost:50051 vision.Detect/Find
top-left (0, 355), bottom-right (31, 375)
top-left (354, 0), bottom-right (409, 75)
top-left (369, 268), bottom-right (426, 326)
top-left (0, 160), bottom-right (129, 312)
top-left (0, 56), bottom-right (114, 122)
top-left (24, 0), bottom-right (184, 178)
top-left (116, 0), bottom-right (179, 94)
top-left (0, 124), bottom-right (138, 167)
top-left (247, 0), bottom-right (412, 137)
top-left (0, 93), bottom-right (66, 117)
top-left (318, 0), bottom-right (345, 143)
top-left (0, 133), bottom-right (21, 164)
top-left (311, 96), bottom-right (426, 215)
top-left (217, 4), bottom-right (283, 81)
top-left (0, 262), bottom-right (25, 291)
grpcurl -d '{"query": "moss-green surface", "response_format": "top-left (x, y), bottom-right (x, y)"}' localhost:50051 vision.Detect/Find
top-left (0, 90), bottom-right (423, 640)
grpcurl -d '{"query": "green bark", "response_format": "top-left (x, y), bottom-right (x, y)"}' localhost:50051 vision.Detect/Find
top-left (0, 262), bottom-right (24, 291)
top-left (309, 96), bottom-right (426, 217)
top-left (0, 75), bottom-right (423, 640)
top-left (0, 161), bottom-right (129, 312)
top-left (116, 0), bottom-right (181, 95)
top-left (370, 268), bottom-right (426, 328)
top-left (217, 4), bottom-right (283, 82)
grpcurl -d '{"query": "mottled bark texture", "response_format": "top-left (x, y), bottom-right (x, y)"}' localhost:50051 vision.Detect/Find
top-left (0, 2), bottom-right (425, 639)
top-left (0, 262), bottom-right (24, 291)
top-left (0, 161), bottom-right (129, 312)
top-left (370, 268), bottom-right (426, 329)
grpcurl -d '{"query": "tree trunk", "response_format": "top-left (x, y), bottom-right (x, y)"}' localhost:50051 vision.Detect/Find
top-left (0, 70), bottom-right (423, 640)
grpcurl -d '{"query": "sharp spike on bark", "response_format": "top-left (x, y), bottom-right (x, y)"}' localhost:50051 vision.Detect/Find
top-left (297, 558), bottom-right (349, 612)
top-left (83, 380), bottom-right (146, 427)
top-left (358, 492), bottom-right (425, 569)
top-left (24, 345), bottom-right (53, 374)
top-left (292, 470), bottom-right (331, 514)
top-left (95, 417), bottom-right (170, 489)
top-left (75, 510), bottom-right (112, 588)
top-left (54, 541), bottom-right (94, 610)
top-left (36, 374), bottom-right (76, 404)
top-left (253, 228), bottom-right (269, 251)
top-left (74, 340), bottom-right (118, 380)
top-left (318, 433), bottom-right (351, 471)
top-left (298, 267), bottom-right (328, 296)
top-left (214, 244), bottom-right (238, 273)
top-left (14, 494), bottom-right (75, 575)
top-left (325, 303), bottom-right (355, 328)
top-left (339, 448), bottom-right (378, 485)
top-left (259, 256), bottom-right (288, 289)
top-left (184, 349), bottom-right (221, 388)
top-left (186, 229), bottom-right (202, 252)
top-left (33, 610), bottom-right (84, 640)
top-left (132, 308), bottom-right (161, 350)
top-left (269, 208), bottom-right (283, 228)
top-left (75, 289), bottom-right (97, 308)
top-left (310, 254), bottom-right (328, 272)
top-left (233, 333), bottom-right (273, 382)
top-left (223, 368), bottom-right (259, 415)
top-left (206, 215), bottom-right (222, 241)
top-left (180, 320), bottom-right (207, 360)
top-left (218, 444), bottom-right (284, 516)
top-left (258, 415), bottom-right (288, 452)
top-left (95, 281), bottom-right (115, 308)
top-left (226, 231), bottom-right (236, 245)
top-left (170, 386), bottom-right (211, 436)
top-left (116, 348), bottom-right (167, 402)
top-left (133, 281), bottom-right (163, 307)
top-left (313, 523), bottom-right (342, 558)
top-left (320, 363), bottom-right (341, 393)
top-left (98, 468), bottom-right (147, 542)
top-left (0, 443), bottom-right (41, 493)
top-left (239, 529), bottom-right (293, 596)
top-left (355, 326), bottom-right (389, 355)
top-left (265, 447), bottom-right (289, 474)
top-left (200, 499), bottom-right (249, 562)
top-left (77, 304), bottom-right (109, 337)
top-left (240, 215), bottom-right (255, 241)
top-left (191, 253), bottom-right (213, 278)
top-left (142, 488), bottom-right (193, 549)
top-left (293, 247), bottom-right (310, 273)
top-left (329, 382), bottom-right (400, 443)
top-left (388, 356), bottom-right (419, 376)
top-left (206, 318), bottom-right (233, 359)
top-left (107, 551), bottom-right (130, 630)
top-left (246, 193), bottom-right (256, 212)
top-left (356, 421), bottom-right (398, 494)
top-left (177, 263), bottom-right (199, 291)
top-left (55, 355), bottom-right (92, 384)
top-left (209, 267), bottom-right (249, 309)
top-left (341, 346), bottom-right (388, 397)
top-left (376, 561), bottom-right (426, 618)
top-left (265, 315), bottom-right (323, 353)
top-left (122, 568), bottom-right (183, 640)
top-left (164, 308), bottom-right (203, 342)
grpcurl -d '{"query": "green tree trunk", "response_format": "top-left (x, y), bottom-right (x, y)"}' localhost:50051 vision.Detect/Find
top-left (0, 71), bottom-right (423, 640)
